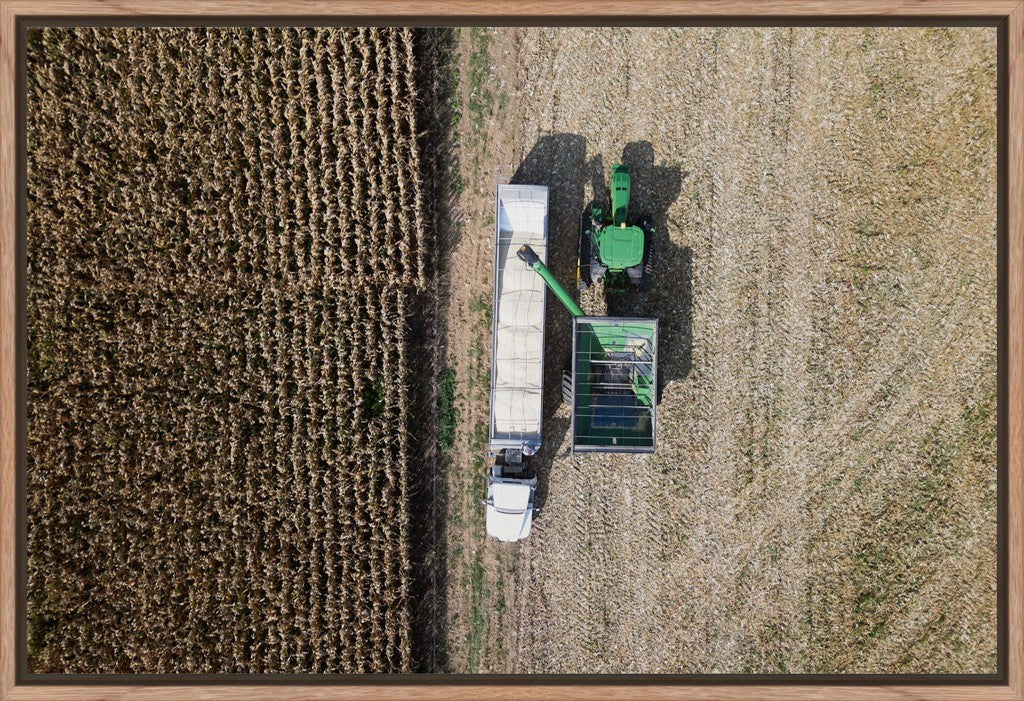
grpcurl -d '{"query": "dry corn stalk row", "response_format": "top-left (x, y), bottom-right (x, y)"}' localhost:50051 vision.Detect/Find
top-left (26, 26), bottom-right (428, 673)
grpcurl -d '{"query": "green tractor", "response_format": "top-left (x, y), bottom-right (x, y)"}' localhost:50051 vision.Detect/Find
top-left (578, 163), bottom-right (654, 291)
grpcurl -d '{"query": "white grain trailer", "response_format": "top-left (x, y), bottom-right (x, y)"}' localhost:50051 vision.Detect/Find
top-left (484, 182), bottom-right (548, 542)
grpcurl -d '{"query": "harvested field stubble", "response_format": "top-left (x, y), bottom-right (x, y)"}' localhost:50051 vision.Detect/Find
top-left (26, 27), bottom-right (434, 673)
top-left (446, 26), bottom-right (997, 675)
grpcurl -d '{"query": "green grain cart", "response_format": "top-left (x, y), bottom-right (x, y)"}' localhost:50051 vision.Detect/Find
top-left (515, 161), bottom-right (657, 453)
top-left (516, 245), bottom-right (657, 454)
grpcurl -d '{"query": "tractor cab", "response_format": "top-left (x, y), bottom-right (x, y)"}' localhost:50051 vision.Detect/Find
top-left (598, 222), bottom-right (645, 270)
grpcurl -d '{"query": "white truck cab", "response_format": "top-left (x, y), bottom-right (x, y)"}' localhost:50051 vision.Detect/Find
top-left (484, 466), bottom-right (537, 542)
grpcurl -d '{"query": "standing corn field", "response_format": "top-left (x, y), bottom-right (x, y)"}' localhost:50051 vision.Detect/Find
top-left (26, 26), bottom-right (439, 673)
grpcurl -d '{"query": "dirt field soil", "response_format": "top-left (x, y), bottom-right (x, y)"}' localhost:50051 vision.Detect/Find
top-left (443, 26), bottom-right (997, 674)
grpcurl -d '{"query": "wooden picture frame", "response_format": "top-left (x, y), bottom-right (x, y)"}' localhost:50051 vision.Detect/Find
top-left (0, 1), bottom-right (1020, 699)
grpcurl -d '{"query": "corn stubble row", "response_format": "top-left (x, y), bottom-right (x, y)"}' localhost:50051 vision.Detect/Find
top-left (26, 27), bottom-right (431, 673)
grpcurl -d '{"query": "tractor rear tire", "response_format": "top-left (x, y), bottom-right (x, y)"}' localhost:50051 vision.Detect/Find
top-left (562, 369), bottom-right (573, 406)
top-left (638, 215), bottom-right (654, 291)
top-left (578, 211), bottom-right (593, 290)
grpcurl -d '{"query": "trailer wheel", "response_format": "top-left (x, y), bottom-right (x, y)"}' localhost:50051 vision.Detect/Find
top-left (561, 369), bottom-right (573, 406)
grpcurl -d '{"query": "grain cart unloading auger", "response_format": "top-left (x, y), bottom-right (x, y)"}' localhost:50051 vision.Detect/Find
top-left (483, 169), bottom-right (658, 543)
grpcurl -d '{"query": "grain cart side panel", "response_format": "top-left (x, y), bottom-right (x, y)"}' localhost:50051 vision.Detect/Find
top-left (489, 184), bottom-right (549, 453)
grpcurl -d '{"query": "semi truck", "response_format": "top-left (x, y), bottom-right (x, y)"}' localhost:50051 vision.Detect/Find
top-left (484, 182), bottom-right (548, 542)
